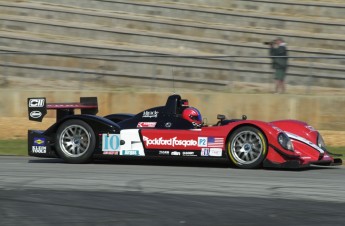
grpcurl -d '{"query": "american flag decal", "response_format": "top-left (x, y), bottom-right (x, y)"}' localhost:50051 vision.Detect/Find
top-left (207, 137), bottom-right (224, 148)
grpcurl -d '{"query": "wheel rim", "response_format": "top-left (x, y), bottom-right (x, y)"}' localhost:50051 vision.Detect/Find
top-left (230, 130), bottom-right (264, 165)
top-left (59, 125), bottom-right (91, 157)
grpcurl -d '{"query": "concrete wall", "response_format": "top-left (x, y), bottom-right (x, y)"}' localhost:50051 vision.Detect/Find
top-left (1, 0), bottom-right (344, 91)
top-left (1, 90), bottom-right (345, 130)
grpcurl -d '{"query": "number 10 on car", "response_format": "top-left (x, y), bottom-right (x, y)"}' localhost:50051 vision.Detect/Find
top-left (102, 134), bottom-right (120, 151)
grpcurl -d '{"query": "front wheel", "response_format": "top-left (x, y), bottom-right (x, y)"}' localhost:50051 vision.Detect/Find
top-left (55, 119), bottom-right (96, 163)
top-left (227, 126), bottom-right (268, 169)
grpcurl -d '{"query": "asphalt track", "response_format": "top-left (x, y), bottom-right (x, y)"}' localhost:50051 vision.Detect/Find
top-left (0, 156), bottom-right (344, 226)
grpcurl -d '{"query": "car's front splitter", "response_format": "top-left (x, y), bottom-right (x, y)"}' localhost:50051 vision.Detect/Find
top-left (263, 158), bottom-right (342, 169)
top-left (263, 159), bottom-right (308, 169)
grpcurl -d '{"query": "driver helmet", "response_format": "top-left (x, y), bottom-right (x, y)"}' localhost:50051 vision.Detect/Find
top-left (182, 107), bottom-right (202, 127)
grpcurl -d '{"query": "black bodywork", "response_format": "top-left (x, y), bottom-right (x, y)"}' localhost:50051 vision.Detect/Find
top-left (28, 94), bottom-right (196, 158)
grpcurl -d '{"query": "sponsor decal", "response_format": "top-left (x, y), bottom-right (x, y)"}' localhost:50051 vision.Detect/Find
top-left (143, 110), bottom-right (159, 118)
top-left (201, 148), bottom-right (210, 156)
top-left (301, 156), bottom-right (312, 159)
top-left (181, 100), bottom-right (189, 107)
top-left (171, 151), bottom-right (180, 156)
top-left (102, 134), bottom-right (120, 152)
top-left (209, 148), bottom-right (222, 157)
top-left (207, 137), bottom-right (224, 148)
top-left (306, 126), bottom-right (316, 131)
top-left (34, 137), bottom-right (46, 146)
top-left (165, 122), bottom-right (172, 128)
top-left (198, 137), bottom-right (208, 147)
top-left (143, 136), bottom-right (197, 147)
top-left (29, 99), bottom-right (45, 107)
top-left (122, 150), bottom-right (139, 156)
top-left (103, 151), bottom-right (119, 155)
top-left (182, 151), bottom-right (197, 157)
top-left (30, 111), bottom-right (42, 119)
top-left (137, 122), bottom-right (157, 128)
top-left (48, 104), bottom-right (82, 108)
top-left (159, 150), bottom-right (170, 155)
top-left (32, 146), bottom-right (46, 154)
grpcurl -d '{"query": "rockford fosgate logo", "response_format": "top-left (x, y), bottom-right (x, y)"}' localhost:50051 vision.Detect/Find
top-left (143, 136), bottom-right (197, 147)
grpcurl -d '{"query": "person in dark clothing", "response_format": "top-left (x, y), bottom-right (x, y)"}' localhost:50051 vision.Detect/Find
top-left (270, 37), bottom-right (288, 93)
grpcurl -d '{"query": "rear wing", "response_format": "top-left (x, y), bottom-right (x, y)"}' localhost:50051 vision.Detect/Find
top-left (28, 97), bottom-right (98, 122)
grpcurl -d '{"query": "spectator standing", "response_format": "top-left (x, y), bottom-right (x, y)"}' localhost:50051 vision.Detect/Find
top-left (269, 37), bottom-right (288, 93)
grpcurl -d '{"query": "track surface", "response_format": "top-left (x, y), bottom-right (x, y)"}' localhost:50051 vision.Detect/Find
top-left (1, 156), bottom-right (344, 226)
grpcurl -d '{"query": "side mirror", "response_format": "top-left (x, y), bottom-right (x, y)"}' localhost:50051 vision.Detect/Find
top-left (217, 114), bottom-right (226, 121)
top-left (215, 114), bottom-right (226, 126)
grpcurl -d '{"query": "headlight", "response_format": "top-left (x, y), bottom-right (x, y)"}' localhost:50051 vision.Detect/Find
top-left (317, 133), bottom-right (327, 151)
top-left (278, 132), bottom-right (294, 151)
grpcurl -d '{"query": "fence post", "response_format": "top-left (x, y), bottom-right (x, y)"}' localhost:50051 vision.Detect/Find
top-left (151, 57), bottom-right (157, 92)
top-left (79, 55), bottom-right (85, 90)
top-left (269, 57), bottom-right (273, 93)
top-left (228, 57), bottom-right (234, 92)
top-left (171, 64), bottom-right (175, 93)
top-left (1, 54), bottom-right (9, 87)
top-left (306, 58), bottom-right (314, 94)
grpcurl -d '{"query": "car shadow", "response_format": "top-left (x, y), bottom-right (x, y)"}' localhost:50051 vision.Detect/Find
top-left (28, 157), bottom-right (230, 168)
top-left (95, 157), bottom-right (231, 168)
top-left (28, 157), bottom-right (343, 170)
top-left (28, 158), bottom-right (65, 164)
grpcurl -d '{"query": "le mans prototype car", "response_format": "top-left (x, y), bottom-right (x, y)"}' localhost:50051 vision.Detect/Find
top-left (27, 94), bottom-right (342, 169)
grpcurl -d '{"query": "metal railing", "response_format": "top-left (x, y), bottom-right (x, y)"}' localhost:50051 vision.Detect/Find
top-left (1, 52), bottom-right (345, 93)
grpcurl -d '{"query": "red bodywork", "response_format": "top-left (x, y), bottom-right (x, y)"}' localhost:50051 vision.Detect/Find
top-left (141, 119), bottom-right (341, 168)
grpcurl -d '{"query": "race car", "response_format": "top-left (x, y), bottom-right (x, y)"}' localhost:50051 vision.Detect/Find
top-left (27, 94), bottom-right (342, 169)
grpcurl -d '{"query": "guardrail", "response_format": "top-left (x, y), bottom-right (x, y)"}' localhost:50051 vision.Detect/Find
top-left (1, 52), bottom-right (345, 93)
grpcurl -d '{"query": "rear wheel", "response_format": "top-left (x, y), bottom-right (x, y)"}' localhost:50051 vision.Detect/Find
top-left (56, 119), bottom-right (95, 163)
top-left (227, 126), bottom-right (267, 169)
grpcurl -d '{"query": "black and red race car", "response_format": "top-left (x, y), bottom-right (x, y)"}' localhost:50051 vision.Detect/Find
top-left (27, 94), bottom-right (342, 169)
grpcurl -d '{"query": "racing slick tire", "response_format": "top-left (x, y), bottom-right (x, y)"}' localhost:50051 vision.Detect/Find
top-left (227, 126), bottom-right (268, 169)
top-left (55, 119), bottom-right (96, 164)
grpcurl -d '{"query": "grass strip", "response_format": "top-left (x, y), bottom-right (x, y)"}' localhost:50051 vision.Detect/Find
top-left (0, 140), bottom-right (27, 156)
